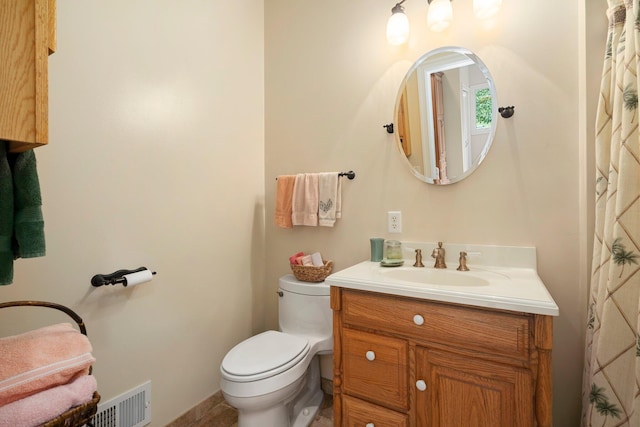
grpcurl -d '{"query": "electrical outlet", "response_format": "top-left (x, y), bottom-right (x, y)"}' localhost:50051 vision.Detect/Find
top-left (388, 211), bottom-right (402, 233)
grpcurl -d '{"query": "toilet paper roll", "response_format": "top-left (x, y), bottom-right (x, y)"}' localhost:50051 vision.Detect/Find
top-left (123, 269), bottom-right (153, 287)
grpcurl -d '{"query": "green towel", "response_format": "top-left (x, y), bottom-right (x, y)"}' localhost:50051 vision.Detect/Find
top-left (0, 142), bottom-right (14, 285)
top-left (0, 141), bottom-right (46, 285)
top-left (9, 148), bottom-right (46, 259)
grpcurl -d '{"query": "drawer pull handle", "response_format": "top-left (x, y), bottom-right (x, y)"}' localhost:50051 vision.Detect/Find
top-left (416, 380), bottom-right (427, 391)
top-left (413, 314), bottom-right (425, 326)
top-left (366, 423), bottom-right (375, 427)
top-left (366, 350), bottom-right (376, 361)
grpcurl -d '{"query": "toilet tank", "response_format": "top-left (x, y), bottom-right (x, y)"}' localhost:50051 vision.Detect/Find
top-left (278, 275), bottom-right (332, 341)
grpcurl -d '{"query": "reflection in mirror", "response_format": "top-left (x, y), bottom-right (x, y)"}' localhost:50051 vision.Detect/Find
top-left (394, 47), bottom-right (497, 185)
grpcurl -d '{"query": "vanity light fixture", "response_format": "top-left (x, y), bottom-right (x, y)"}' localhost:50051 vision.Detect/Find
top-left (427, 0), bottom-right (453, 32)
top-left (386, 0), bottom-right (502, 44)
top-left (473, 0), bottom-right (503, 20)
top-left (386, 0), bottom-right (410, 45)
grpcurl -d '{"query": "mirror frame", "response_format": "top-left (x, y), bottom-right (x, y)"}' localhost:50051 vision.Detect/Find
top-left (394, 46), bottom-right (498, 185)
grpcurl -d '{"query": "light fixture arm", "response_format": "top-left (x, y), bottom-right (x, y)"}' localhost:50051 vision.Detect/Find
top-left (391, 0), bottom-right (407, 13)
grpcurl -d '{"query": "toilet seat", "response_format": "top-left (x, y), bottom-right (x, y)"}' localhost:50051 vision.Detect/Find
top-left (221, 331), bottom-right (310, 382)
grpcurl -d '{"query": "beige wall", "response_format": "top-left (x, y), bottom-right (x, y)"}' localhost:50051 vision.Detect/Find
top-left (266, 1), bottom-right (606, 425)
top-left (0, 1), bottom-right (264, 425)
top-left (0, 1), bottom-right (609, 425)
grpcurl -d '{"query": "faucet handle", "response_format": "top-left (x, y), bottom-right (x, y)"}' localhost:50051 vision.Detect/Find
top-left (457, 251), bottom-right (470, 271)
top-left (414, 249), bottom-right (425, 268)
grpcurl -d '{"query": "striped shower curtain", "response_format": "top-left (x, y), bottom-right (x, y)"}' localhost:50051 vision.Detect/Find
top-left (582, 1), bottom-right (640, 426)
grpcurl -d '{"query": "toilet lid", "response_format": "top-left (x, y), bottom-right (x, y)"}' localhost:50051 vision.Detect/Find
top-left (221, 331), bottom-right (309, 382)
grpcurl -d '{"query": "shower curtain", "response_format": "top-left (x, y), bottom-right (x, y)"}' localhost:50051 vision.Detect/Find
top-left (582, 1), bottom-right (640, 426)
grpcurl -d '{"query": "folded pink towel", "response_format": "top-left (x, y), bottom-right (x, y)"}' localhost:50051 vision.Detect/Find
top-left (0, 374), bottom-right (97, 427)
top-left (0, 323), bottom-right (95, 406)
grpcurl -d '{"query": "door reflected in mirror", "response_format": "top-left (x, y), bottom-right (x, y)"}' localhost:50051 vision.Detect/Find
top-left (395, 47), bottom-right (498, 185)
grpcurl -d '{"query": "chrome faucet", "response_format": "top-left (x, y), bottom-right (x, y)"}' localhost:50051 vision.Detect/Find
top-left (431, 242), bottom-right (447, 269)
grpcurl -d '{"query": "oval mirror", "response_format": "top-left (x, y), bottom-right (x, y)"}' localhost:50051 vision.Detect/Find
top-left (394, 46), bottom-right (498, 185)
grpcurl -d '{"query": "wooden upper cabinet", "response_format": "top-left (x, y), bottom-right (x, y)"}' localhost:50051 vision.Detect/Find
top-left (0, 0), bottom-right (56, 153)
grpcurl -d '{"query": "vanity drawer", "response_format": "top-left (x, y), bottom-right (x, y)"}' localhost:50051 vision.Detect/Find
top-left (342, 395), bottom-right (408, 427)
top-left (342, 327), bottom-right (408, 410)
top-left (342, 289), bottom-right (530, 361)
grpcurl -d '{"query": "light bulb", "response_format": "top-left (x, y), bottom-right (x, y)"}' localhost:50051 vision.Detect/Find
top-left (427, 0), bottom-right (453, 32)
top-left (473, 0), bottom-right (502, 20)
top-left (387, 7), bottom-right (410, 45)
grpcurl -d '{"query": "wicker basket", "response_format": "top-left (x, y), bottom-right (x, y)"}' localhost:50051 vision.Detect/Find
top-left (0, 301), bottom-right (100, 427)
top-left (290, 260), bottom-right (333, 282)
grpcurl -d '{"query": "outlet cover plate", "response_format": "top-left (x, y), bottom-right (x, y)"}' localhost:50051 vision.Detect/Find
top-left (388, 211), bottom-right (402, 233)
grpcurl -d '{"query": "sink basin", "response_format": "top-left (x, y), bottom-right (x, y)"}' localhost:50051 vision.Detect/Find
top-left (325, 242), bottom-right (560, 316)
top-left (379, 267), bottom-right (490, 287)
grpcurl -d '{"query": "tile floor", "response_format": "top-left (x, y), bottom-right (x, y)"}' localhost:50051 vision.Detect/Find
top-left (166, 390), bottom-right (333, 427)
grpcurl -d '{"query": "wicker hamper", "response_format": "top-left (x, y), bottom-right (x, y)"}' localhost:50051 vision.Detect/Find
top-left (290, 260), bottom-right (333, 282)
top-left (0, 301), bottom-right (100, 427)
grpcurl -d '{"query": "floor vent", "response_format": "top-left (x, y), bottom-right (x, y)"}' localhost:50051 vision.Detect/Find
top-left (92, 381), bottom-right (151, 427)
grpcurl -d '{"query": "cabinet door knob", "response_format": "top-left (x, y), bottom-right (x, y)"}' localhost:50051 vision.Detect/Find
top-left (366, 423), bottom-right (375, 427)
top-left (366, 350), bottom-right (376, 361)
top-left (413, 314), bottom-right (425, 325)
top-left (416, 380), bottom-right (427, 391)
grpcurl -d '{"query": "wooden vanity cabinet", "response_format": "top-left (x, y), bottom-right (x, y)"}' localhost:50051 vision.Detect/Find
top-left (0, 0), bottom-right (56, 152)
top-left (331, 287), bottom-right (553, 427)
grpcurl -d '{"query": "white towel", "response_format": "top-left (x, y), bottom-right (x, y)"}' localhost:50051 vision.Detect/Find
top-left (336, 177), bottom-right (343, 219)
top-left (292, 174), bottom-right (319, 226)
top-left (318, 172), bottom-right (339, 227)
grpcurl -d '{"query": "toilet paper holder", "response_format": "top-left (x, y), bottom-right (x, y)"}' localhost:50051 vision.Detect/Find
top-left (91, 267), bottom-right (156, 287)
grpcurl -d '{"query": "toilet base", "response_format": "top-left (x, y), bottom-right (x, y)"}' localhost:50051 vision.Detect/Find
top-left (290, 356), bottom-right (324, 427)
top-left (237, 402), bottom-right (291, 427)
top-left (230, 356), bottom-right (325, 427)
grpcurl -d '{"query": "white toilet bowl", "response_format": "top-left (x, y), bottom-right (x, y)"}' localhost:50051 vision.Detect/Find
top-left (220, 275), bottom-right (332, 427)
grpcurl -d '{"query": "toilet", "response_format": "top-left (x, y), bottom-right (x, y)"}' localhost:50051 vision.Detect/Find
top-left (220, 275), bottom-right (333, 427)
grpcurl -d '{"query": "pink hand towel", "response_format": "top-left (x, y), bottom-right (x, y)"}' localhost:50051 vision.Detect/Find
top-left (0, 323), bottom-right (95, 406)
top-left (274, 175), bottom-right (296, 228)
top-left (0, 374), bottom-right (97, 427)
top-left (292, 174), bottom-right (319, 226)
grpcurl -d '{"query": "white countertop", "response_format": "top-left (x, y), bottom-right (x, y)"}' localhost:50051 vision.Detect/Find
top-left (325, 243), bottom-right (559, 316)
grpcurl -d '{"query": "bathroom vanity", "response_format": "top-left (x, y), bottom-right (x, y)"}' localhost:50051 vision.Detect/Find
top-left (326, 243), bottom-right (559, 427)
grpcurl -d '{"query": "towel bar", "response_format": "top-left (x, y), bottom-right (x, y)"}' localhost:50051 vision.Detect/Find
top-left (276, 170), bottom-right (356, 180)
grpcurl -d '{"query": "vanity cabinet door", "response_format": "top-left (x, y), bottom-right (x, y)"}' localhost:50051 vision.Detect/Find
top-left (342, 327), bottom-right (409, 411)
top-left (343, 395), bottom-right (408, 427)
top-left (0, 0), bottom-right (55, 152)
top-left (415, 347), bottom-right (533, 427)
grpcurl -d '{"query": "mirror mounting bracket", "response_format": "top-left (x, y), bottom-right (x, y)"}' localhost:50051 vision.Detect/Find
top-left (383, 123), bottom-right (395, 134)
top-left (498, 106), bottom-right (515, 118)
